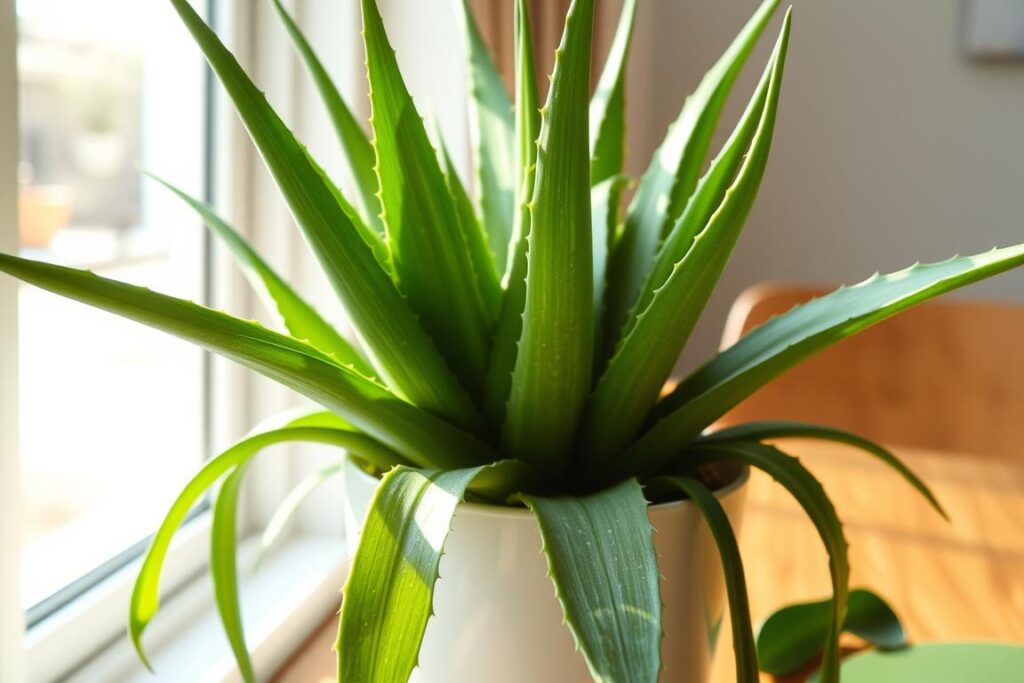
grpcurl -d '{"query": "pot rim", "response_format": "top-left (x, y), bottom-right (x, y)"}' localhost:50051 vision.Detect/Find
top-left (346, 459), bottom-right (751, 520)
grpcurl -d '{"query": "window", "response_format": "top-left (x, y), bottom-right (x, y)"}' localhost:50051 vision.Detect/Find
top-left (2, 0), bottom-right (360, 678)
top-left (12, 0), bottom-right (212, 620)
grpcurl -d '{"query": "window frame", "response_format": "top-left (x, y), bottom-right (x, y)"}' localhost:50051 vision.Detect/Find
top-left (4, 0), bottom-right (364, 679)
top-left (2, 0), bottom-right (261, 678)
top-left (1, 0), bottom-right (24, 678)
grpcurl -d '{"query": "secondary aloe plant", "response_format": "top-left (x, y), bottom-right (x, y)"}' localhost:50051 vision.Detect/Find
top-left (3, 0), bottom-right (1023, 681)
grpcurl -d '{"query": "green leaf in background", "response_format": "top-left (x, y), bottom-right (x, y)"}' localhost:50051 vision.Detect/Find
top-left (439, 142), bottom-right (502, 322)
top-left (256, 462), bottom-right (344, 567)
top-left (757, 588), bottom-right (906, 677)
top-left (454, 0), bottom-right (516, 273)
top-left (590, 175), bottom-right (628, 326)
top-left (503, 0), bottom-right (595, 474)
top-left (827, 643), bottom-right (1024, 683)
top-left (482, 0), bottom-right (541, 427)
top-left (166, 0), bottom-right (484, 430)
top-left (625, 244), bottom-right (1024, 479)
top-left (524, 479), bottom-right (661, 683)
top-left (128, 408), bottom-right (406, 668)
top-left (211, 464), bottom-right (255, 683)
top-left (361, 0), bottom-right (493, 394)
top-left (145, 172), bottom-right (374, 377)
top-left (269, 0), bottom-right (382, 232)
top-left (338, 461), bottom-right (528, 682)
top-left (700, 421), bottom-right (946, 518)
top-left (589, 0), bottom-right (636, 186)
top-left (0, 254), bottom-right (495, 470)
top-left (653, 476), bottom-right (758, 682)
top-left (686, 441), bottom-right (849, 683)
top-left (585, 15), bottom-right (789, 466)
top-left (601, 0), bottom-right (781, 361)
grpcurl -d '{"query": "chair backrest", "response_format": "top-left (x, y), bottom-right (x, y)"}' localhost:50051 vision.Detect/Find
top-left (718, 283), bottom-right (1024, 459)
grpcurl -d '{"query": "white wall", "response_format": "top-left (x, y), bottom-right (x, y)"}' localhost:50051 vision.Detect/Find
top-left (628, 0), bottom-right (1024, 370)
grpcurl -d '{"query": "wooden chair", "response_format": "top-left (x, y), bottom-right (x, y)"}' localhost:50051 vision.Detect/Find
top-left (716, 283), bottom-right (1024, 460)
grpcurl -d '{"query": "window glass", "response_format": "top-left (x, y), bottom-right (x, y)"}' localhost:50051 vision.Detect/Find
top-left (16, 0), bottom-right (211, 613)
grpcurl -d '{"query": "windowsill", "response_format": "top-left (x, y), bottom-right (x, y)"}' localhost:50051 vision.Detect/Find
top-left (27, 534), bottom-right (348, 683)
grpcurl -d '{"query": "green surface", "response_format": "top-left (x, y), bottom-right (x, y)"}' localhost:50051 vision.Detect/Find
top-left (834, 643), bottom-right (1024, 682)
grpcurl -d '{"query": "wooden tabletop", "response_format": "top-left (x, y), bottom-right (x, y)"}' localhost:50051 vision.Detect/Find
top-left (711, 438), bottom-right (1024, 682)
top-left (274, 439), bottom-right (1024, 682)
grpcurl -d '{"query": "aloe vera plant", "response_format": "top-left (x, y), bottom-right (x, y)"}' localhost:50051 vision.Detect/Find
top-left (3, 1), bottom-right (1024, 681)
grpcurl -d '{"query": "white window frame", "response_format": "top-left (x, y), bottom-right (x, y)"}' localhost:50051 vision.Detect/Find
top-left (2, 1), bottom-right (360, 680)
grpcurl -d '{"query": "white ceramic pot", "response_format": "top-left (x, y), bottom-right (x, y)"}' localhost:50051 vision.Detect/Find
top-left (343, 460), bottom-right (749, 683)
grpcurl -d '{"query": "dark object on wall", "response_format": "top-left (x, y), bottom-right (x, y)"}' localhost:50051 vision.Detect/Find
top-left (962, 0), bottom-right (1024, 60)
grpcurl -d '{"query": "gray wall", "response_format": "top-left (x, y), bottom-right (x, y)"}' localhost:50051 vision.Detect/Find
top-left (628, 0), bottom-right (1024, 371)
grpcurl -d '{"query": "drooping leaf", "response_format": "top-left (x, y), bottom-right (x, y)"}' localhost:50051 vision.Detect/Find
top-left (145, 171), bottom-right (374, 376)
top-left (590, 175), bottom-right (628, 327)
top-left (337, 460), bottom-right (528, 682)
top-left (601, 0), bottom-right (781, 358)
top-left (653, 475), bottom-right (757, 682)
top-left (685, 442), bottom-right (849, 683)
top-left (256, 462), bottom-right (344, 567)
top-left (453, 0), bottom-right (516, 272)
top-left (128, 408), bottom-right (407, 668)
top-left (622, 245), bottom-right (1024, 477)
top-left (269, 0), bottom-right (382, 232)
top-left (589, 0), bottom-right (636, 185)
top-left (439, 142), bottom-right (502, 322)
top-left (211, 464), bottom-right (255, 683)
top-left (360, 0), bottom-right (492, 393)
top-left (482, 0), bottom-right (541, 428)
top-left (584, 18), bottom-right (789, 465)
top-left (165, 0), bottom-right (483, 429)
top-left (757, 588), bottom-right (906, 677)
top-left (523, 479), bottom-right (661, 683)
top-left (503, 0), bottom-right (595, 473)
top-left (0, 254), bottom-right (496, 469)
top-left (700, 421), bottom-right (946, 518)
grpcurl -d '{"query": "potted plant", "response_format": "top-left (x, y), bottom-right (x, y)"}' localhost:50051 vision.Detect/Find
top-left (2, 0), bottom-right (1022, 681)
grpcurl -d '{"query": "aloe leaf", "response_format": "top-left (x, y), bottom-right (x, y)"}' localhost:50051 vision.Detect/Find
top-left (360, 0), bottom-right (492, 392)
top-left (211, 464), bottom-right (255, 683)
top-left (523, 479), bottom-right (661, 683)
top-left (686, 441), bottom-right (849, 683)
top-left (757, 588), bottom-right (906, 676)
top-left (653, 475), bottom-right (757, 682)
top-left (439, 143), bottom-right (502, 322)
top-left (256, 462), bottom-right (344, 568)
top-left (0, 254), bottom-right (497, 469)
top-left (701, 421), bottom-right (946, 518)
top-left (584, 15), bottom-right (789, 465)
top-left (165, 0), bottom-right (482, 429)
top-left (453, 0), bottom-right (516, 273)
top-left (269, 0), bottom-right (382, 232)
top-left (589, 0), bottom-right (636, 185)
top-left (145, 172), bottom-right (374, 376)
top-left (482, 0), bottom-right (540, 427)
top-left (513, 0), bottom-right (541, 227)
top-left (503, 0), bottom-right (595, 472)
top-left (601, 0), bottom-right (781, 356)
top-left (128, 408), bottom-right (407, 669)
top-left (623, 244), bottom-right (1024, 477)
top-left (337, 460), bottom-right (528, 682)
top-left (591, 175), bottom-right (628, 325)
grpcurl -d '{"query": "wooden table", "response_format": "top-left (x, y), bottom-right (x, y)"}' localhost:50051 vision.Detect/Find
top-left (274, 439), bottom-right (1024, 682)
top-left (712, 439), bottom-right (1024, 682)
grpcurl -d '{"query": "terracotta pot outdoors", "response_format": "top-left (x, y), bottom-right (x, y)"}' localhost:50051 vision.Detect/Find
top-left (343, 459), bottom-right (749, 683)
top-left (19, 185), bottom-right (73, 248)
